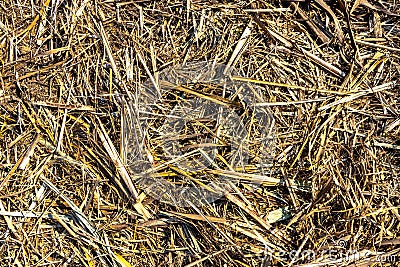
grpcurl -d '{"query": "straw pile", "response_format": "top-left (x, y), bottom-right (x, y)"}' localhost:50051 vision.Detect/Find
top-left (1, 0), bottom-right (399, 266)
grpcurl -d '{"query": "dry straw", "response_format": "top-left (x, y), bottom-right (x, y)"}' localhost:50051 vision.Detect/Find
top-left (0, 0), bottom-right (399, 266)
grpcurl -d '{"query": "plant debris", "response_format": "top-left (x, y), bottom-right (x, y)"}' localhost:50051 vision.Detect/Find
top-left (0, 0), bottom-right (400, 266)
